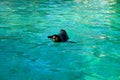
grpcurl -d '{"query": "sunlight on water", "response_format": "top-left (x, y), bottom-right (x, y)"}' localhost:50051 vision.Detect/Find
top-left (0, 0), bottom-right (120, 80)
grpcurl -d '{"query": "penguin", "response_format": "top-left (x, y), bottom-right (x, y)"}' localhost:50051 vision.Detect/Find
top-left (48, 29), bottom-right (69, 42)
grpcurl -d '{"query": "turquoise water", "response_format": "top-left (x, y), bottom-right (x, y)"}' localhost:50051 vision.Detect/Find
top-left (0, 0), bottom-right (120, 80)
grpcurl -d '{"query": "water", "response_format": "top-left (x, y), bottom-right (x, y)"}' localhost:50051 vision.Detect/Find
top-left (0, 0), bottom-right (120, 80)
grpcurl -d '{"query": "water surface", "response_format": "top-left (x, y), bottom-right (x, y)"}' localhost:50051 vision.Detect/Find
top-left (0, 0), bottom-right (120, 80)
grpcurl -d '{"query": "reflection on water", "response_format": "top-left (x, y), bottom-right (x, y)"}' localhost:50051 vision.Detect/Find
top-left (0, 0), bottom-right (120, 80)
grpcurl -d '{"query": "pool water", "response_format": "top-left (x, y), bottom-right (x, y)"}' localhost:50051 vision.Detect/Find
top-left (0, 0), bottom-right (120, 80)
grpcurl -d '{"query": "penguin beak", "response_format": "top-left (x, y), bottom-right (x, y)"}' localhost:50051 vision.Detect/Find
top-left (48, 36), bottom-right (53, 38)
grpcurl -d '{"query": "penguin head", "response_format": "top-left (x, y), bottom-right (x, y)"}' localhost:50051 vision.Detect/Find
top-left (48, 35), bottom-right (61, 42)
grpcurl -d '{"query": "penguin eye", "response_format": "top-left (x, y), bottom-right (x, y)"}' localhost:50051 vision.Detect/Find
top-left (52, 36), bottom-right (56, 39)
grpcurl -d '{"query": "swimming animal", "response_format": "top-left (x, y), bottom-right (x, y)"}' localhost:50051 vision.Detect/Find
top-left (48, 29), bottom-right (69, 42)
